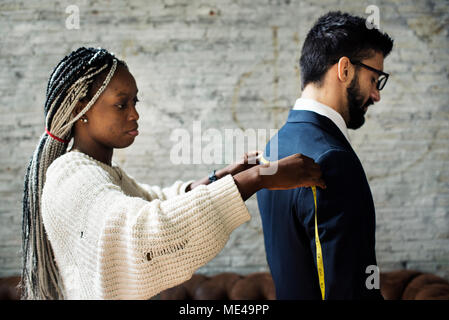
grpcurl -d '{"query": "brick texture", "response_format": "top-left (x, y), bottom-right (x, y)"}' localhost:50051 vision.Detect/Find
top-left (0, 0), bottom-right (448, 282)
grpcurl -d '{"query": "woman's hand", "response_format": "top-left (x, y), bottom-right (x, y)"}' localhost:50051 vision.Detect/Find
top-left (224, 150), bottom-right (261, 176)
top-left (260, 153), bottom-right (326, 190)
top-left (233, 153), bottom-right (325, 201)
top-left (186, 151), bottom-right (262, 192)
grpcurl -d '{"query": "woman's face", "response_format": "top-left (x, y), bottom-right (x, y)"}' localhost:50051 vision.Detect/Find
top-left (78, 65), bottom-right (140, 150)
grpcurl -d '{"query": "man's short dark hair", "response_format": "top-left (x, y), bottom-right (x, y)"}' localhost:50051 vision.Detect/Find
top-left (299, 11), bottom-right (394, 89)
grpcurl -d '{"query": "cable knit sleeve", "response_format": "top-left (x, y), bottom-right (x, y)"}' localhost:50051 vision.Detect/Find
top-left (139, 180), bottom-right (194, 199)
top-left (120, 168), bottom-right (194, 200)
top-left (41, 154), bottom-right (251, 300)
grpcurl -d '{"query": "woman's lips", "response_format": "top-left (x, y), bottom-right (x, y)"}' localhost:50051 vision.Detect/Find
top-left (127, 130), bottom-right (139, 136)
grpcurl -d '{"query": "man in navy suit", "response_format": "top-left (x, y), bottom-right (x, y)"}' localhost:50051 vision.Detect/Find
top-left (257, 11), bottom-right (394, 299)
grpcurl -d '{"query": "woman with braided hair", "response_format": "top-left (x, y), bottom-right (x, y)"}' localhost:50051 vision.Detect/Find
top-left (22, 47), bottom-right (326, 300)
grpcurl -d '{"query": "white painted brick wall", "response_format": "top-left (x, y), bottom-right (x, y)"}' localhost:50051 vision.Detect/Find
top-left (1, 0), bottom-right (448, 281)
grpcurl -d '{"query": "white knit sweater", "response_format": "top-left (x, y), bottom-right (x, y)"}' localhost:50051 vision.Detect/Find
top-left (41, 150), bottom-right (251, 300)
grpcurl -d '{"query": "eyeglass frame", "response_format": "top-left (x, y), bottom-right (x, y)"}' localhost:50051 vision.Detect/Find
top-left (350, 60), bottom-right (389, 91)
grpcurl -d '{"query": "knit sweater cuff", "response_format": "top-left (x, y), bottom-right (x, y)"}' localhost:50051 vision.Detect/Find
top-left (207, 174), bottom-right (251, 233)
top-left (180, 180), bottom-right (195, 194)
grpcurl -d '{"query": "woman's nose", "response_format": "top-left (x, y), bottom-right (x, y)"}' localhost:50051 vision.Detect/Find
top-left (129, 105), bottom-right (139, 121)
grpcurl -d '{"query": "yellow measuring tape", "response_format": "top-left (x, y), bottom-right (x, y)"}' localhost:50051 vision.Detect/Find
top-left (259, 155), bottom-right (325, 300)
top-left (312, 186), bottom-right (325, 300)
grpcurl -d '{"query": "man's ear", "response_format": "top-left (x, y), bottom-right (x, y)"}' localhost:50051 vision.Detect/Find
top-left (337, 57), bottom-right (351, 83)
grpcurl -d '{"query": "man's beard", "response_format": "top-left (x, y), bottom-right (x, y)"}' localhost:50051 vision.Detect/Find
top-left (346, 73), bottom-right (373, 129)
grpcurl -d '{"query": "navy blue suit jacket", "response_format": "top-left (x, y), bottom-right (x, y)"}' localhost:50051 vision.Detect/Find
top-left (256, 110), bottom-right (383, 300)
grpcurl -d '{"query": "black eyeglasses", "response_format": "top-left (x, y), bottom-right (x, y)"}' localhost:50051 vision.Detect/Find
top-left (351, 60), bottom-right (389, 91)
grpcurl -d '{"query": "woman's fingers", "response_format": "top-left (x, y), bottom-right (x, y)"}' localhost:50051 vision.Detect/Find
top-left (261, 153), bottom-right (327, 190)
top-left (292, 154), bottom-right (326, 189)
top-left (315, 178), bottom-right (327, 190)
top-left (245, 150), bottom-right (262, 165)
top-left (247, 150), bottom-right (261, 157)
top-left (304, 160), bottom-right (326, 189)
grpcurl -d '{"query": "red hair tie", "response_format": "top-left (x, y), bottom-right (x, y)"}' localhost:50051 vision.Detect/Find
top-left (45, 128), bottom-right (69, 144)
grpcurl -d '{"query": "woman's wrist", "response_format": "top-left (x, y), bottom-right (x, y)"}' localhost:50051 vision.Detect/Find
top-left (218, 163), bottom-right (237, 177)
top-left (186, 167), bottom-right (230, 192)
top-left (215, 167), bottom-right (230, 179)
top-left (187, 161), bottom-right (261, 193)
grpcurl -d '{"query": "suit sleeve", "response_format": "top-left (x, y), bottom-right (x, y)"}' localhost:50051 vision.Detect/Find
top-left (297, 149), bottom-right (382, 299)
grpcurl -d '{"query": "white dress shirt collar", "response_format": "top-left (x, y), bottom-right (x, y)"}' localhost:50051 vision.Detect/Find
top-left (292, 97), bottom-right (351, 143)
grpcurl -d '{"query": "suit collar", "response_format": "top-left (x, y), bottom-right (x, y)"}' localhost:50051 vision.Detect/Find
top-left (287, 109), bottom-right (352, 148)
top-left (292, 98), bottom-right (351, 143)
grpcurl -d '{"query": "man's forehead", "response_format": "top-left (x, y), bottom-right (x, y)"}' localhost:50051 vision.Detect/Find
top-left (364, 52), bottom-right (384, 71)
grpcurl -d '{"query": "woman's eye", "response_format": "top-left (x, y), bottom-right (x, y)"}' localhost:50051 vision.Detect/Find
top-left (116, 97), bottom-right (139, 109)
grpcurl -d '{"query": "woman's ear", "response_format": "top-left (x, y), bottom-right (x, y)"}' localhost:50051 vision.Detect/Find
top-left (72, 99), bottom-right (87, 118)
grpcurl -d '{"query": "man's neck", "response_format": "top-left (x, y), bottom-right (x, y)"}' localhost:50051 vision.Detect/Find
top-left (300, 85), bottom-right (349, 125)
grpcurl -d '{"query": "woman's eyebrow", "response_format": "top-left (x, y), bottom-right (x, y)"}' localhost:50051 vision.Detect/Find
top-left (115, 89), bottom-right (139, 97)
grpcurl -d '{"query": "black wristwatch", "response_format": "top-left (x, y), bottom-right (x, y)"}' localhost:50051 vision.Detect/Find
top-left (208, 169), bottom-right (218, 183)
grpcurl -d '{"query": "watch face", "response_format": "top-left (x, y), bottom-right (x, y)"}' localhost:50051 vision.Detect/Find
top-left (209, 170), bottom-right (217, 182)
